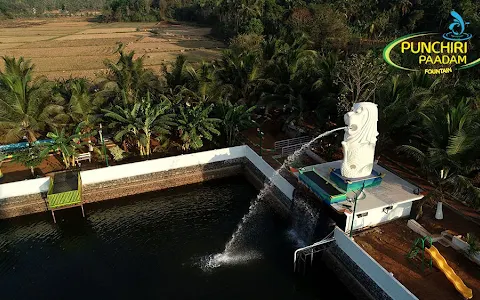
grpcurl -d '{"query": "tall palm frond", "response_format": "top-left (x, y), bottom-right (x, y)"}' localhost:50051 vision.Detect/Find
top-left (0, 56), bottom-right (68, 143)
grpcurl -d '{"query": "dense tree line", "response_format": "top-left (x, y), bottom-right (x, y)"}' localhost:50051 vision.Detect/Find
top-left (0, 0), bottom-right (105, 18)
top-left (100, 0), bottom-right (160, 22)
top-left (168, 0), bottom-right (480, 41)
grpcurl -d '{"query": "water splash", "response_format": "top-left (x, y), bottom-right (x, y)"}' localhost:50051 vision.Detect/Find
top-left (289, 197), bottom-right (319, 246)
top-left (286, 228), bottom-right (306, 248)
top-left (198, 251), bottom-right (262, 272)
top-left (201, 127), bottom-right (346, 270)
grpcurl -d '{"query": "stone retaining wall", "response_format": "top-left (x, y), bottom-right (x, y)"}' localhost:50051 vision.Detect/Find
top-left (323, 244), bottom-right (392, 300)
top-left (83, 159), bottom-right (243, 203)
top-left (0, 157), bottom-right (292, 220)
top-left (0, 193), bottom-right (48, 219)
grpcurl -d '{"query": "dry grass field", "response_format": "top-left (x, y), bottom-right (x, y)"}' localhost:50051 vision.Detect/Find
top-left (0, 17), bottom-right (225, 79)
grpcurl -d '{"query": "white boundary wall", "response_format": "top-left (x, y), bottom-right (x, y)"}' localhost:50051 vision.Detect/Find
top-left (80, 146), bottom-right (246, 185)
top-left (334, 227), bottom-right (418, 300)
top-left (0, 177), bottom-right (50, 199)
top-left (245, 146), bottom-right (294, 199)
top-left (0, 146), bottom-right (294, 201)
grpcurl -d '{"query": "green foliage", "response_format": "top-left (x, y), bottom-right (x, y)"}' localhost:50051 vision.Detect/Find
top-left (215, 49), bottom-right (262, 105)
top-left (178, 103), bottom-right (221, 151)
top-left (244, 18), bottom-right (264, 34)
top-left (162, 55), bottom-right (194, 91)
top-left (2, 0), bottom-right (480, 210)
top-left (466, 233), bottom-right (480, 256)
top-left (0, 0), bottom-right (105, 18)
top-left (44, 123), bottom-right (96, 169)
top-left (102, 92), bottom-right (176, 156)
top-left (0, 57), bottom-right (68, 143)
top-left (100, 43), bottom-right (160, 104)
top-left (376, 73), bottom-right (443, 149)
top-left (288, 4), bottom-right (350, 51)
top-left (397, 98), bottom-right (480, 208)
top-left (260, 34), bottom-right (318, 124)
top-left (53, 78), bottom-right (103, 130)
top-left (219, 101), bottom-right (257, 146)
top-left (101, 0), bottom-right (159, 22)
top-left (10, 146), bottom-right (48, 176)
top-left (109, 145), bottom-right (128, 161)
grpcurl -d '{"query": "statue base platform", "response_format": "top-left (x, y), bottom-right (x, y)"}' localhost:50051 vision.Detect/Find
top-left (298, 168), bottom-right (346, 205)
top-left (329, 168), bottom-right (384, 192)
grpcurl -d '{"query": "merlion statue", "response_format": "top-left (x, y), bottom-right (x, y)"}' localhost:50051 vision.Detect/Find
top-left (341, 102), bottom-right (378, 179)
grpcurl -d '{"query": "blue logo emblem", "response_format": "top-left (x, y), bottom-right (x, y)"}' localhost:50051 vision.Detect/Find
top-left (443, 10), bottom-right (472, 41)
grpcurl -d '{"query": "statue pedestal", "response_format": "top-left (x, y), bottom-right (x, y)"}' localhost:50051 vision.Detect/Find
top-left (329, 168), bottom-right (384, 192)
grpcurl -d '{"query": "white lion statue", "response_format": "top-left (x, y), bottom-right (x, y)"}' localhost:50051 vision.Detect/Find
top-left (341, 102), bottom-right (378, 179)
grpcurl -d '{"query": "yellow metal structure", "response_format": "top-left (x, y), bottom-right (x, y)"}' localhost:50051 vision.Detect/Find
top-left (425, 245), bottom-right (473, 299)
top-left (46, 172), bottom-right (84, 223)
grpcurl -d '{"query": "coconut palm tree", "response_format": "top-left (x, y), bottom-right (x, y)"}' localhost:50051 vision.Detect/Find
top-left (177, 103), bottom-right (221, 151)
top-left (167, 62), bottom-right (227, 107)
top-left (376, 73), bottom-right (446, 149)
top-left (215, 49), bottom-right (262, 105)
top-left (260, 35), bottom-right (317, 123)
top-left (102, 91), bottom-right (176, 156)
top-left (54, 78), bottom-right (104, 128)
top-left (0, 56), bottom-right (68, 143)
top-left (100, 43), bottom-right (160, 104)
top-left (398, 98), bottom-right (480, 209)
top-left (162, 55), bottom-right (195, 90)
top-left (312, 53), bottom-right (341, 125)
top-left (185, 62), bottom-right (226, 104)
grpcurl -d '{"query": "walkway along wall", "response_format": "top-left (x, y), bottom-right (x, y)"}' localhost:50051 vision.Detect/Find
top-left (0, 146), bottom-right (294, 219)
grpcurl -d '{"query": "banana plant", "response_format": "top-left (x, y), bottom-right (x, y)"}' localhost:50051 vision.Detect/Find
top-left (44, 124), bottom-right (96, 169)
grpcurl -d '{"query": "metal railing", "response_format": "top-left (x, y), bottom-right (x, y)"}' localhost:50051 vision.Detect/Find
top-left (274, 136), bottom-right (311, 152)
top-left (293, 230), bottom-right (335, 273)
top-left (281, 142), bottom-right (309, 157)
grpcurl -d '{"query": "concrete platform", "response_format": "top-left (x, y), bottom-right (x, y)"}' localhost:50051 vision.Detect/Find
top-left (295, 160), bottom-right (424, 232)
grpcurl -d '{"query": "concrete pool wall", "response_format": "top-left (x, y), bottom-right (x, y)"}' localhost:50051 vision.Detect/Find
top-left (0, 146), bottom-right (294, 219)
top-left (329, 227), bottom-right (418, 300)
top-left (0, 146), bottom-right (421, 300)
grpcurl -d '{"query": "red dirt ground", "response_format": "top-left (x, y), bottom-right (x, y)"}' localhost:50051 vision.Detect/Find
top-left (355, 205), bottom-right (480, 300)
top-left (0, 154), bottom-right (65, 183)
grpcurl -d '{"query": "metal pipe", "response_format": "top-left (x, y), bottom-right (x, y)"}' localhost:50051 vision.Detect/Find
top-left (99, 123), bottom-right (109, 167)
top-left (349, 182), bottom-right (366, 238)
